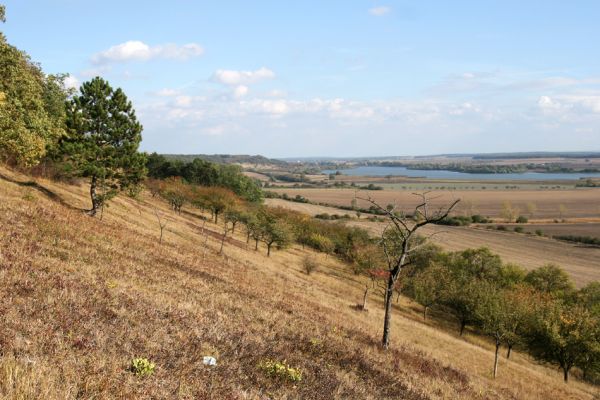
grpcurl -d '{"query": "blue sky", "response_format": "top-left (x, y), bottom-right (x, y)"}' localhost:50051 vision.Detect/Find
top-left (3, 1), bottom-right (600, 157)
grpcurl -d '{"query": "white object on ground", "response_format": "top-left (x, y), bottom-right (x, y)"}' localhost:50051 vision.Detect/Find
top-left (203, 356), bottom-right (217, 366)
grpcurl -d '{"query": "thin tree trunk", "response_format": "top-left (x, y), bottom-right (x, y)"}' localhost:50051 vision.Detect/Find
top-left (381, 277), bottom-right (394, 349)
top-left (459, 320), bottom-right (466, 336)
top-left (423, 305), bottom-right (428, 321)
top-left (267, 243), bottom-right (272, 257)
top-left (506, 344), bottom-right (512, 359)
top-left (361, 285), bottom-right (369, 310)
top-left (219, 228), bottom-right (227, 254)
top-left (493, 338), bottom-right (500, 378)
top-left (563, 366), bottom-right (569, 383)
top-left (254, 239), bottom-right (259, 251)
top-left (89, 175), bottom-right (99, 216)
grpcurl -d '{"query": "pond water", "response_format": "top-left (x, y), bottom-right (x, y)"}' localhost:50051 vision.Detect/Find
top-left (322, 166), bottom-right (600, 181)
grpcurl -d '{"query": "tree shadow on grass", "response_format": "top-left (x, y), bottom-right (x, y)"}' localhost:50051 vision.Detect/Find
top-left (0, 172), bottom-right (83, 211)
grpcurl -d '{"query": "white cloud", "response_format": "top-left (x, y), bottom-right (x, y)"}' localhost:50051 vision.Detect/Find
top-left (64, 75), bottom-right (80, 90)
top-left (156, 88), bottom-right (180, 97)
top-left (538, 95), bottom-right (600, 115)
top-left (233, 85), bottom-right (249, 98)
top-left (369, 6), bottom-right (391, 16)
top-left (212, 67), bottom-right (275, 86)
top-left (91, 40), bottom-right (203, 64)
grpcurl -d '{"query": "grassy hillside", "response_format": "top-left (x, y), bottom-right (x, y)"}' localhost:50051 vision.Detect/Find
top-left (0, 167), bottom-right (596, 399)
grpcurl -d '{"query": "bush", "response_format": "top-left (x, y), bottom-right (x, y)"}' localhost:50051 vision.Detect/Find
top-left (302, 256), bottom-right (318, 275)
top-left (436, 215), bottom-right (471, 226)
top-left (514, 226), bottom-right (524, 233)
top-left (554, 235), bottom-right (600, 246)
top-left (516, 216), bottom-right (529, 223)
top-left (535, 229), bottom-right (544, 236)
top-left (258, 359), bottom-right (302, 382)
top-left (496, 225), bottom-right (507, 231)
top-left (471, 214), bottom-right (490, 223)
top-left (130, 358), bottom-right (156, 376)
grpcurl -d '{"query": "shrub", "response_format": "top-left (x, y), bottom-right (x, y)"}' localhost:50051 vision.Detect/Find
top-left (471, 214), bottom-right (490, 223)
top-left (514, 226), bottom-right (524, 233)
top-left (516, 216), bottom-right (529, 223)
top-left (130, 357), bottom-right (156, 376)
top-left (554, 235), bottom-right (600, 246)
top-left (258, 359), bottom-right (302, 382)
top-left (535, 229), bottom-right (544, 236)
top-left (496, 225), bottom-right (507, 231)
top-left (302, 256), bottom-right (318, 275)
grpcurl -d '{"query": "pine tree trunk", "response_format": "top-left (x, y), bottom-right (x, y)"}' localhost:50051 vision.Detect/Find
top-left (493, 338), bottom-right (500, 378)
top-left (89, 175), bottom-right (99, 216)
top-left (381, 277), bottom-right (394, 349)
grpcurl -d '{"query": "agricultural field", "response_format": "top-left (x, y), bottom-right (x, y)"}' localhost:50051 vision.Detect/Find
top-left (270, 187), bottom-right (600, 221)
top-left (266, 198), bottom-right (600, 287)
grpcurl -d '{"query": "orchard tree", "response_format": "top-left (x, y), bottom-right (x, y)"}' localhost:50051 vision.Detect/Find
top-left (359, 193), bottom-right (459, 349)
top-left (257, 208), bottom-right (294, 256)
top-left (526, 301), bottom-right (598, 382)
top-left (405, 263), bottom-right (449, 320)
top-left (474, 283), bottom-right (533, 378)
top-left (60, 77), bottom-right (145, 216)
top-left (525, 264), bottom-right (575, 298)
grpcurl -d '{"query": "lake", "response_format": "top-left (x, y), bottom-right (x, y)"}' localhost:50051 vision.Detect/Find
top-left (322, 166), bottom-right (600, 181)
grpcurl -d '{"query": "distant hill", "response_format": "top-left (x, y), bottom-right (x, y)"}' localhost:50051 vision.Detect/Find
top-left (162, 154), bottom-right (289, 166)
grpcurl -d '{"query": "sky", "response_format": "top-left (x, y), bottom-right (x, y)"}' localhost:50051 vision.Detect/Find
top-left (2, 1), bottom-right (600, 157)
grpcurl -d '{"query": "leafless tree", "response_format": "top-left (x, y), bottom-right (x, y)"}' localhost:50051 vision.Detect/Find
top-left (358, 192), bottom-right (460, 349)
top-left (154, 208), bottom-right (168, 244)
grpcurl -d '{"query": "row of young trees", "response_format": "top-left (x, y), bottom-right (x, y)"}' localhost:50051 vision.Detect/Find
top-left (399, 246), bottom-right (600, 382)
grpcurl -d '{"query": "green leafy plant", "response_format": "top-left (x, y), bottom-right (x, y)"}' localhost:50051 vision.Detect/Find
top-left (258, 359), bottom-right (302, 383)
top-left (130, 357), bottom-right (156, 376)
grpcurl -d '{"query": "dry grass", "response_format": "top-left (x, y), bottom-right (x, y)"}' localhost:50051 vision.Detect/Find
top-left (271, 187), bottom-right (600, 220)
top-left (0, 166), bottom-right (597, 399)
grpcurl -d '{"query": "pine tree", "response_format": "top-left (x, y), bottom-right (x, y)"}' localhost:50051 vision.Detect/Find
top-left (60, 77), bottom-right (146, 216)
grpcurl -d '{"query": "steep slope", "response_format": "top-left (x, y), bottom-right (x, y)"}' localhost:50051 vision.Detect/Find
top-left (0, 167), bottom-right (596, 399)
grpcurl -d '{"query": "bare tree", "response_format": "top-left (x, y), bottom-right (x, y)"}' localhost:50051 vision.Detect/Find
top-left (358, 192), bottom-right (459, 349)
top-left (153, 208), bottom-right (168, 244)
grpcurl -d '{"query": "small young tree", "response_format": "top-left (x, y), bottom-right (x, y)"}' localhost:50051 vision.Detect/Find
top-left (405, 263), bottom-right (448, 320)
top-left (443, 276), bottom-right (486, 336)
top-left (60, 77), bottom-right (146, 216)
top-left (474, 283), bottom-right (532, 377)
top-left (258, 209), bottom-right (294, 256)
top-left (358, 193), bottom-right (459, 349)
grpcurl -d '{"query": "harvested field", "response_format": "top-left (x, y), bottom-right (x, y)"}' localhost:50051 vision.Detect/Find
top-left (267, 199), bottom-right (600, 286)
top-left (271, 187), bottom-right (600, 220)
